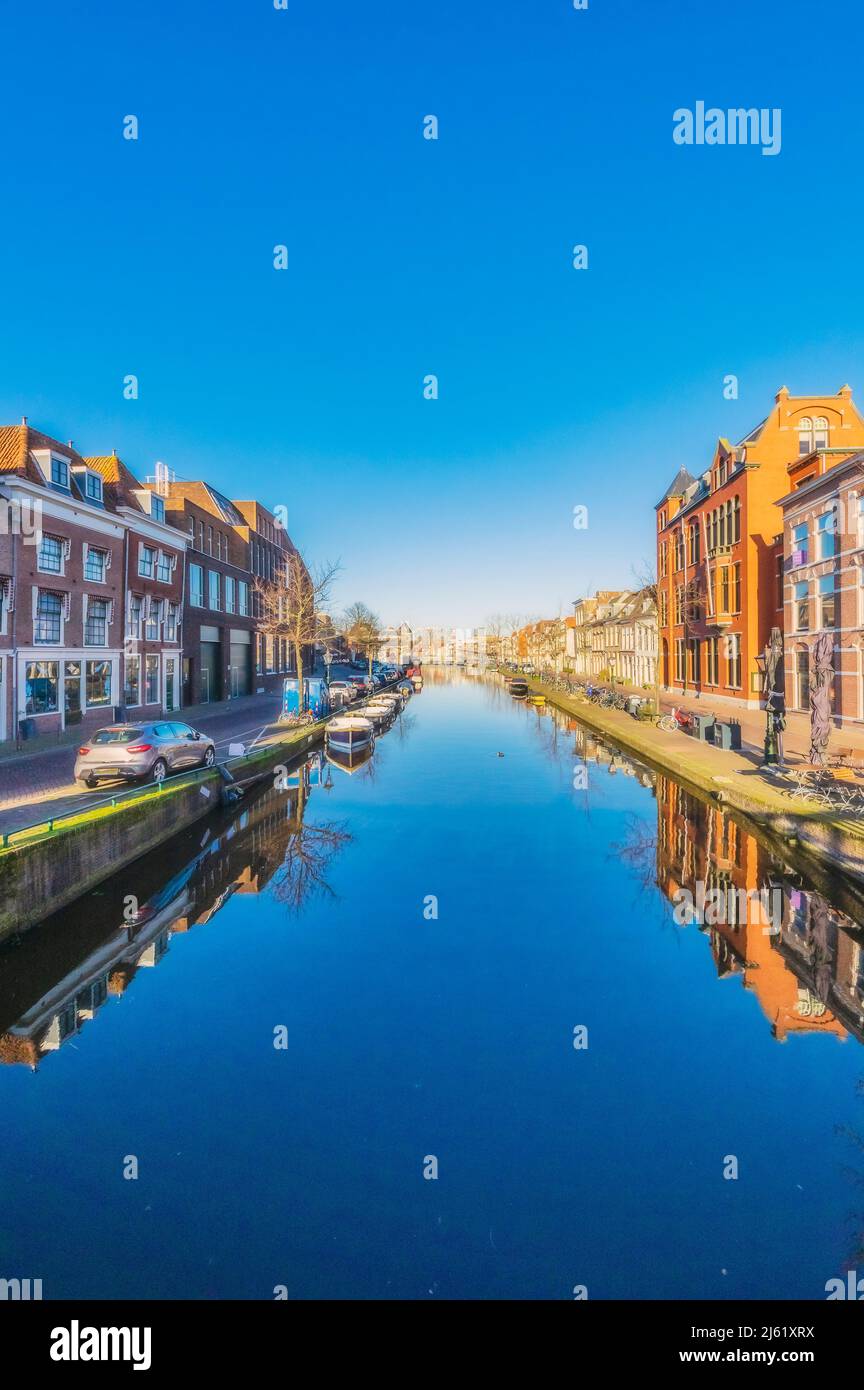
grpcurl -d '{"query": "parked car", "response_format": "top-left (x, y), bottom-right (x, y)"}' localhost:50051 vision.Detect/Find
top-left (347, 675), bottom-right (371, 696)
top-left (74, 722), bottom-right (216, 788)
top-left (327, 679), bottom-right (357, 705)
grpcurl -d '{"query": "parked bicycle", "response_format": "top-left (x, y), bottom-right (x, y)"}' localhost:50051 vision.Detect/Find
top-left (656, 706), bottom-right (695, 734)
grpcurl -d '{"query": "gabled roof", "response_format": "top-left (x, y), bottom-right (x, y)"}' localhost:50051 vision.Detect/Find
top-left (656, 466), bottom-right (696, 508)
top-left (0, 423), bottom-right (101, 493)
top-left (85, 453), bottom-right (146, 513)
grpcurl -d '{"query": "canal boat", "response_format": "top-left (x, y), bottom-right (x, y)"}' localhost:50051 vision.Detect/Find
top-left (325, 714), bottom-right (375, 754)
top-left (362, 701), bottom-right (396, 731)
top-left (508, 678), bottom-right (529, 698)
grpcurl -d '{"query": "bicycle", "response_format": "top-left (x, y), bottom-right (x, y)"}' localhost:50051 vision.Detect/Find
top-left (656, 706), bottom-right (693, 733)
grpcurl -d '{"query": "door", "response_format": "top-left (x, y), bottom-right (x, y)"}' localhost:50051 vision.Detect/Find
top-left (170, 722), bottom-right (199, 766)
top-left (164, 657), bottom-right (178, 712)
top-left (64, 661), bottom-right (82, 726)
top-left (153, 722), bottom-right (183, 769)
top-left (200, 641), bottom-right (221, 702)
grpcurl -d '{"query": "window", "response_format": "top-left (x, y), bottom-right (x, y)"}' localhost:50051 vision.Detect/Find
top-left (166, 602), bottom-right (179, 641)
top-left (817, 510), bottom-right (837, 561)
top-left (156, 550), bottom-right (172, 582)
top-left (35, 590), bottom-right (63, 643)
top-left (189, 563), bottom-right (204, 607)
top-left (25, 660), bottom-right (59, 713)
top-left (819, 574), bottom-right (836, 629)
top-left (674, 639), bottom-right (686, 682)
top-left (85, 472), bottom-right (103, 503)
top-left (38, 534), bottom-right (64, 574)
top-left (776, 553), bottom-right (784, 609)
top-left (138, 545), bottom-right (155, 578)
top-left (150, 495), bottom-right (165, 523)
top-left (674, 584), bottom-right (684, 624)
top-left (85, 597), bottom-right (110, 646)
top-left (727, 634), bottom-right (741, 689)
top-left (688, 522), bottom-right (700, 565)
top-left (706, 636), bottom-right (719, 685)
top-left (51, 456), bottom-right (70, 488)
top-left (796, 649), bottom-right (810, 711)
top-left (128, 593), bottom-right (143, 640)
top-left (732, 562), bottom-right (741, 614)
top-left (794, 581), bottom-right (809, 632)
top-left (732, 495), bottom-right (741, 544)
top-left (208, 571), bottom-right (221, 610)
top-left (145, 598), bottom-right (162, 641)
top-left (719, 567), bottom-right (730, 614)
top-left (145, 655), bottom-right (159, 704)
top-left (659, 543), bottom-right (667, 578)
top-left (86, 660), bottom-right (112, 706)
top-left (658, 510), bottom-right (667, 530)
top-left (207, 525), bottom-right (213, 556)
top-left (792, 522), bottom-right (809, 566)
top-left (659, 589), bottom-right (668, 626)
top-left (196, 520), bottom-right (204, 551)
top-left (238, 580), bottom-right (249, 616)
top-left (688, 638), bottom-right (700, 684)
top-left (225, 576), bottom-right (236, 613)
top-left (799, 417), bottom-right (829, 454)
top-left (84, 546), bottom-right (107, 582)
top-left (125, 655), bottom-right (141, 706)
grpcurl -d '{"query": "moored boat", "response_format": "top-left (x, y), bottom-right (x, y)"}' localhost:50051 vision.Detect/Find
top-left (325, 715), bottom-right (375, 754)
top-left (325, 743), bottom-right (375, 775)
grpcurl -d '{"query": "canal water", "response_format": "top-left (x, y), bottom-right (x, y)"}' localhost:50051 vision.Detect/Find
top-left (1, 670), bottom-right (864, 1300)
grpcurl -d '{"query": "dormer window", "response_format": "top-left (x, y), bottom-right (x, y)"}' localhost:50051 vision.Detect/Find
top-left (85, 472), bottom-right (103, 504)
top-left (51, 455), bottom-right (70, 489)
top-left (151, 495), bottom-right (165, 523)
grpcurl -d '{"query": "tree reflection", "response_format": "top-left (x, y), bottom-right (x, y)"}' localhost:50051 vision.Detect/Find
top-left (270, 778), bottom-right (352, 914)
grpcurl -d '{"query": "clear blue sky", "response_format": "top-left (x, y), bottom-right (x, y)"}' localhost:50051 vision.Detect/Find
top-left (1, 0), bottom-right (862, 626)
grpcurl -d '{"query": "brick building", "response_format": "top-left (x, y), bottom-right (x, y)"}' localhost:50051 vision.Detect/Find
top-left (778, 445), bottom-right (864, 723)
top-left (0, 424), bottom-right (126, 742)
top-left (158, 482), bottom-right (256, 705)
top-left (84, 453), bottom-right (188, 718)
top-left (655, 386), bottom-right (864, 710)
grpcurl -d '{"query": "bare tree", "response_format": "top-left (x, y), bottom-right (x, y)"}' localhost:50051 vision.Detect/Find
top-left (254, 555), bottom-right (341, 705)
top-left (271, 778), bottom-right (352, 912)
top-left (339, 602), bottom-right (385, 679)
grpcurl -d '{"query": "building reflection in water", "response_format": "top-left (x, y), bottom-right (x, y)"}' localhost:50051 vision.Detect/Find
top-left (651, 771), bottom-right (864, 1045)
top-left (0, 753), bottom-right (350, 1069)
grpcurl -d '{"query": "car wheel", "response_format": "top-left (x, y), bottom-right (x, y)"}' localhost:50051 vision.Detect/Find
top-left (151, 758), bottom-right (168, 784)
top-left (79, 776), bottom-right (97, 789)
top-left (202, 746), bottom-right (215, 768)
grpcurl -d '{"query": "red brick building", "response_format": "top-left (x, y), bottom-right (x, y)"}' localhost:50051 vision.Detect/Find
top-left (85, 454), bottom-right (187, 718)
top-left (0, 424), bottom-right (127, 742)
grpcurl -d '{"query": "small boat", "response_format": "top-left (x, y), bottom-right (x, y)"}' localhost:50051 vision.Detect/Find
top-left (529, 694), bottom-right (546, 706)
top-left (325, 715), bottom-right (375, 754)
top-left (362, 702), bottom-right (396, 731)
top-left (508, 679), bottom-right (529, 698)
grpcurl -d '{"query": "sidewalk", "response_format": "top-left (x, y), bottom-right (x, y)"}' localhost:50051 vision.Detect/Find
top-left (0, 694), bottom-right (284, 828)
top-left (603, 681), bottom-right (864, 765)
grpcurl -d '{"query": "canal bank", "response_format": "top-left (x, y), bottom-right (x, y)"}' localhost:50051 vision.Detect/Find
top-left (0, 719), bottom-right (327, 940)
top-left (513, 674), bottom-right (864, 886)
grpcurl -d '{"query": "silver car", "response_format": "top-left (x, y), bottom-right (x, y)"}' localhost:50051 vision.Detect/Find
top-left (75, 721), bottom-right (216, 788)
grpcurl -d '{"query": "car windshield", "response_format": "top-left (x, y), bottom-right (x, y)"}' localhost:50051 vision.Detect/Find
top-left (92, 728), bottom-right (144, 745)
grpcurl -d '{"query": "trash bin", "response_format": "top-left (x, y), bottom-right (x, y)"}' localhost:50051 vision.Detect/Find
top-left (18, 717), bottom-right (36, 741)
top-left (715, 720), bottom-right (742, 751)
top-left (691, 712), bottom-right (716, 743)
